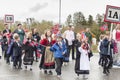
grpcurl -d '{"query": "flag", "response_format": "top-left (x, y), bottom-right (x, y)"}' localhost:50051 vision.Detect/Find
top-left (100, 24), bottom-right (108, 31)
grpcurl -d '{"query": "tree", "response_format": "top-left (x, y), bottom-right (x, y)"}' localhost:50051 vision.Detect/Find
top-left (96, 14), bottom-right (104, 26)
top-left (88, 15), bottom-right (93, 26)
top-left (66, 14), bottom-right (72, 26)
top-left (73, 12), bottom-right (86, 27)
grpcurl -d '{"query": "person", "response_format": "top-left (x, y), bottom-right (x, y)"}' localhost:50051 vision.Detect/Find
top-left (50, 34), bottom-right (67, 77)
top-left (112, 24), bottom-right (120, 66)
top-left (100, 33), bottom-right (113, 75)
top-left (85, 28), bottom-right (92, 46)
top-left (64, 25), bottom-right (75, 60)
top-left (14, 24), bottom-right (25, 43)
top-left (12, 33), bottom-right (22, 69)
top-left (32, 28), bottom-right (40, 43)
top-left (62, 34), bottom-right (69, 65)
top-left (2, 24), bottom-right (11, 59)
top-left (74, 33), bottom-right (82, 58)
top-left (39, 29), bottom-right (55, 75)
top-left (71, 26), bottom-right (76, 59)
top-left (23, 32), bottom-right (34, 71)
top-left (32, 28), bottom-right (41, 62)
top-left (75, 39), bottom-right (90, 79)
top-left (98, 34), bottom-right (104, 65)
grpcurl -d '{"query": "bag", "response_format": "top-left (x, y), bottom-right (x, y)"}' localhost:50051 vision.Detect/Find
top-left (63, 53), bottom-right (69, 62)
top-left (88, 50), bottom-right (93, 58)
top-left (63, 57), bottom-right (69, 62)
top-left (7, 41), bottom-right (14, 55)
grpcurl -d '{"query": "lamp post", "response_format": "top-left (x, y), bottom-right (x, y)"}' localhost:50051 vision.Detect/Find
top-left (59, 0), bottom-right (61, 28)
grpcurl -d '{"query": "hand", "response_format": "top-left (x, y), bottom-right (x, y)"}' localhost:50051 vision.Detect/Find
top-left (46, 47), bottom-right (50, 49)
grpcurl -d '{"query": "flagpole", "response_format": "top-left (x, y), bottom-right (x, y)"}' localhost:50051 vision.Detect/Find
top-left (110, 23), bottom-right (113, 40)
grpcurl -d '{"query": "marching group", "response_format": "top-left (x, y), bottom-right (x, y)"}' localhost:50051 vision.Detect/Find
top-left (1, 23), bottom-right (120, 78)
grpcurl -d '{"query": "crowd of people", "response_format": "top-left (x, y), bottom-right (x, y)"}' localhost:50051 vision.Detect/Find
top-left (97, 24), bottom-right (120, 75)
top-left (1, 23), bottom-right (120, 78)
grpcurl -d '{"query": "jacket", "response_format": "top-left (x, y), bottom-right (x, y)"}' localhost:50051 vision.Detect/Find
top-left (50, 41), bottom-right (67, 58)
top-left (100, 38), bottom-right (113, 56)
top-left (12, 41), bottom-right (22, 57)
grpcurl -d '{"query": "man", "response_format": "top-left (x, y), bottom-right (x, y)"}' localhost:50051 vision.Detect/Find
top-left (3, 24), bottom-right (11, 35)
top-left (64, 25), bottom-right (75, 60)
top-left (2, 24), bottom-right (11, 62)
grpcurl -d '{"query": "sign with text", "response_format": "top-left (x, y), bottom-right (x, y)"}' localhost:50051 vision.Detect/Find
top-left (5, 15), bottom-right (14, 23)
top-left (104, 5), bottom-right (120, 23)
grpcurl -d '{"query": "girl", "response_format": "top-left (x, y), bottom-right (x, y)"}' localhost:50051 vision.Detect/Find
top-left (23, 32), bottom-right (35, 71)
top-left (75, 38), bottom-right (90, 79)
top-left (39, 30), bottom-right (55, 75)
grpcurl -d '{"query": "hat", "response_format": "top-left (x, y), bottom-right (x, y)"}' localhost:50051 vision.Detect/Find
top-left (56, 34), bottom-right (62, 38)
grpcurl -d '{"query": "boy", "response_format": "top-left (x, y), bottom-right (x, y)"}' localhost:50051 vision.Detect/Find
top-left (12, 33), bottom-right (22, 69)
top-left (50, 34), bottom-right (67, 77)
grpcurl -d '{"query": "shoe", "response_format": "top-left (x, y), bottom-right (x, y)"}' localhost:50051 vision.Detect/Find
top-left (25, 66), bottom-right (27, 69)
top-left (6, 62), bottom-right (10, 65)
top-left (57, 75), bottom-right (61, 78)
top-left (44, 70), bottom-right (47, 74)
top-left (18, 67), bottom-right (22, 69)
top-left (30, 68), bottom-right (32, 71)
top-left (72, 58), bottom-right (76, 60)
top-left (49, 71), bottom-right (53, 75)
top-left (106, 69), bottom-right (110, 73)
top-left (36, 59), bottom-right (38, 62)
top-left (13, 66), bottom-right (17, 69)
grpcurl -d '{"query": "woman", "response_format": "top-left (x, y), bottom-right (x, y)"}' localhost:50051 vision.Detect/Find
top-left (39, 30), bottom-right (55, 75)
top-left (14, 24), bottom-right (25, 43)
top-left (113, 24), bottom-right (120, 66)
top-left (23, 32), bottom-right (35, 71)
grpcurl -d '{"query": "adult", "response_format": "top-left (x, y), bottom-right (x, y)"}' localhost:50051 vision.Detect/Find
top-left (39, 29), bottom-right (55, 75)
top-left (14, 24), bottom-right (25, 43)
top-left (112, 24), bottom-right (120, 66)
top-left (2, 24), bottom-right (11, 60)
top-left (85, 28), bottom-right (92, 46)
top-left (64, 26), bottom-right (75, 60)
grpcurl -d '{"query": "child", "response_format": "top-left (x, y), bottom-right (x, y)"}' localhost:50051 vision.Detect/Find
top-left (75, 38), bottom-right (90, 79)
top-left (100, 34), bottom-right (113, 75)
top-left (23, 32), bottom-right (35, 71)
top-left (12, 33), bottom-right (22, 69)
top-left (50, 34), bottom-right (67, 77)
top-left (98, 34), bottom-right (104, 65)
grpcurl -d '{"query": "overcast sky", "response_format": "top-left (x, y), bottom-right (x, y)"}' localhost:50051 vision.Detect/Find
top-left (0, 0), bottom-right (120, 23)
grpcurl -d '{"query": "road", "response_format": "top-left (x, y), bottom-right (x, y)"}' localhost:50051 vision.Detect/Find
top-left (0, 54), bottom-right (120, 80)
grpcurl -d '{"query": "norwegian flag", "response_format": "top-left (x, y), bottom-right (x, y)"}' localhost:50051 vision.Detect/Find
top-left (51, 24), bottom-right (60, 34)
top-left (100, 24), bottom-right (108, 31)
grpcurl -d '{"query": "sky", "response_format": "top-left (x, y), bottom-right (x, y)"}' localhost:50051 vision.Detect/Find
top-left (0, 0), bottom-right (120, 24)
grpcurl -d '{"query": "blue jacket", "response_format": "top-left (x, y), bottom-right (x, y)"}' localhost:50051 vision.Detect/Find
top-left (100, 38), bottom-right (113, 56)
top-left (50, 41), bottom-right (67, 58)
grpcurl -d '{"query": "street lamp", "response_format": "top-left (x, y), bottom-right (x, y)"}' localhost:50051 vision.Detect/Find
top-left (59, 0), bottom-right (61, 27)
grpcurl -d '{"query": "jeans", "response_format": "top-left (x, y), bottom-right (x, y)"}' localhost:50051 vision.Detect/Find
top-left (55, 58), bottom-right (63, 75)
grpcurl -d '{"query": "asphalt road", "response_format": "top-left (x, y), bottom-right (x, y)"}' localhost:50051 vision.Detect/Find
top-left (0, 54), bottom-right (120, 80)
